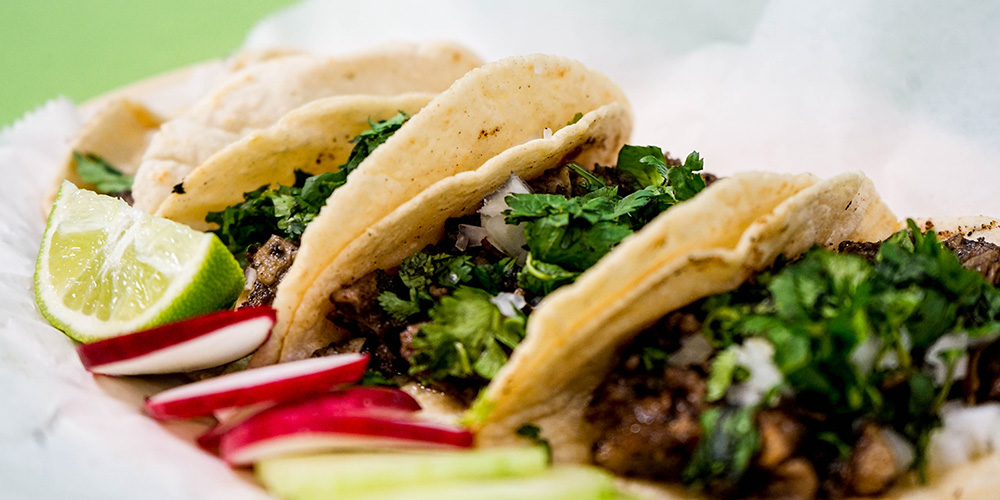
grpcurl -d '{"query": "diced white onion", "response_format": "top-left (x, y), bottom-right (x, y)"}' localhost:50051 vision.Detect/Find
top-left (924, 332), bottom-right (970, 385)
top-left (455, 224), bottom-right (488, 252)
top-left (881, 427), bottom-right (916, 473)
top-left (243, 266), bottom-right (257, 291)
top-left (849, 337), bottom-right (881, 375)
top-left (490, 292), bottom-right (526, 318)
top-left (876, 330), bottom-right (912, 371)
top-left (726, 338), bottom-right (783, 407)
top-left (542, 127), bottom-right (553, 139)
top-left (668, 334), bottom-right (714, 367)
top-left (479, 174), bottom-right (531, 262)
top-left (928, 402), bottom-right (1000, 474)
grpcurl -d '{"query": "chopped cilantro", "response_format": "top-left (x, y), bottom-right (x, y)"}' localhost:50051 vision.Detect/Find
top-left (682, 406), bottom-right (760, 490)
top-left (503, 146), bottom-right (707, 298)
top-left (206, 112), bottom-right (410, 263)
top-left (359, 369), bottom-right (395, 387)
top-left (505, 188), bottom-right (634, 272)
top-left (515, 424), bottom-right (552, 461)
top-left (705, 347), bottom-right (738, 402)
top-left (340, 111), bottom-right (409, 174)
top-left (74, 151), bottom-right (133, 194)
top-left (568, 112), bottom-right (584, 125)
top-left (377, 252), bottom-right (515, 321)
top-left (695, 219), bottom-right (1000, 484)
top-left (409, 287), bottom-right (526, 381)
top-left (206, 169), bottom-right (346, 263)
top-left (639, 346), bottom-right (671, 373)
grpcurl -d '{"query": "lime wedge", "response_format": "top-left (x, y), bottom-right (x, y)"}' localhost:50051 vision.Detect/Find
top-left (35, 181), bottom-right (244, 343)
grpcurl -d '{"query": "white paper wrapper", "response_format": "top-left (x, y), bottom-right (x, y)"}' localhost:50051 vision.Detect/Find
top-left (2, 1), bottom-right (998, 498)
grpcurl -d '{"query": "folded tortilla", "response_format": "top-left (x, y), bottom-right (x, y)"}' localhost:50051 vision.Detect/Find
top-left (472, 170), bottom-right (899, 458)
top-left (47, 49), bottom-right (308, 209)
top-left (154, 92), bottom-right (437, 230)
top-left (254, 54), bottom-right (633, 367)
top-left (472, 172), bottom-right (1000, 498)
top-left (131, 41), bottom-right (483, 213)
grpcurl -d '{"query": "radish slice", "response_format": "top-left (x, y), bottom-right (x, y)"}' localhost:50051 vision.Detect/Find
top-left (220, 405), bottom-right (472, 466)
top-left (214, 401), bottom-right (275, 425)
top-left (76, 307), bottom-right (276, 376)
top-left (145, 353), bottom-right (369, 420)
top-left (198, 387), bottom-right (420, 453)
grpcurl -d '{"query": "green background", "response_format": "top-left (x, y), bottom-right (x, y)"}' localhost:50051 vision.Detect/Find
top-left (0, 1), bottom-right (296, 127)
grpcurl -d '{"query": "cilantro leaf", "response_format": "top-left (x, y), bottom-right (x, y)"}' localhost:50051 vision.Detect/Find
top-left (697, 219), bottom-right (1000, 482)
top-left (377, 252), bottom-right (516, 321)
top-left (505, 188), bottom-right (633, 271)
top-left (516, 253), bottom-right (580, 296)
top-left (516, 424), bottom-right (553, 461)
top-left (683, 406), bottom-right (760, 489)
top-left (341, 111), bottom-right (409, 174)
top-left (206, 170), bottom-right (347, 262)
top-left (206, 113), bottom-right (409, 262)
top-left (74, 151), bottom-right (133, 194)
top-left (705, 347), bottom-right (738, 402)
top-left (409, 287), bottom-right (526, 381)
top-left (500, 146), bottom-right (707, 299)
top-left (359, 369), bottom-right (396, 387)
top-left (667, 151), bottom-right (706, 201)
top-left (377, 291), bottom-right (421, 322)
top-left (616, 145), bottom-right (667, 188)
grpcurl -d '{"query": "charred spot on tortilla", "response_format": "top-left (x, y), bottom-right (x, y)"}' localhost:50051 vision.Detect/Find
top-left (478, 127), bottom-right (502, 139)
top-left (172, 183), bottom-right (185, 194)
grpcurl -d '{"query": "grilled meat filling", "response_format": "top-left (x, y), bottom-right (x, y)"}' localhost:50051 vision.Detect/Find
top-left (589, 232), bottom-right (1000, 499)
top-left (240, 235), bottom-right (298, 309)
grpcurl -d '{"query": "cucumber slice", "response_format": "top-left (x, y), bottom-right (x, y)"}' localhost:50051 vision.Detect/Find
top-left (357, 466), bottom-right (624, 500)
top-left (255, 446), bottom-right (548, 500)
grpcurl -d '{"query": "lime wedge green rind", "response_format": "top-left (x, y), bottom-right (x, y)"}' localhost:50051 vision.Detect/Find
top-left (34, 181), bottom-right (243, 343)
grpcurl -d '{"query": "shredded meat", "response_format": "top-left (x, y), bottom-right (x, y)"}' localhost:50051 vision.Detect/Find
top-left (756, 410), bottom-right (805, 469)
top-left (525, 155), bottom-right (698, 199)
top-left (965, 338), bottom-right (1000, 403)
top-left (845, 425), bottom-right (898, 496)
top-left (943, 234), bottom-right (1000, 286)
top-left (836, 240), bottom-right (881, 262)
top-left (115, 190), bottom-right (134, 206)
top-left (763, 458), bottom-right (820, 500)
top-left (589, 366), bottom-right (706, 479)
top-left (326, 269), bottom-right (407, 374)
top-left (240, 235), bottom-right (298, 308)
top-left (701, 172), bottom-right (719, 187)
top-left (840, 233), bottom-right (1000, 285)
top-left (311, 337), bottom-right (365, 358)
top-left (587, 311), bottom-right (709, 480)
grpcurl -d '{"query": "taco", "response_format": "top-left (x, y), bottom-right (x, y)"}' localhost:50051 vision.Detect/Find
top-left (256, 68), bottom-right (897, 430)
top-left (154, 92), bottom-right (437, 231)
top-left (473, 168), bottom-right (1000, 498)
top-left (48, 49), bottom-right (307, 207)
top-left (130, 41), bottom-right (483, 213)
top-left (247, 54), bottom-right (635, 368)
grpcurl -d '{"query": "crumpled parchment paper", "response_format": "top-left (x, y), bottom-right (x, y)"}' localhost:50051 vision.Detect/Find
top-left (2, 1), bottom-right (998, 498)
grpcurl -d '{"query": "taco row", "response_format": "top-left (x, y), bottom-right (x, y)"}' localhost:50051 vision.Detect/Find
top-left (57, 42), bottom-right (1000, 500)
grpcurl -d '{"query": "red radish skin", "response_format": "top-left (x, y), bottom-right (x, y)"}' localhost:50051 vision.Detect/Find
top-left (76, 307), bottom-right (276, 376)
top-left (220, 407), bottom-right (473, 466)
top-left (197, 387), bottom-right (420, 453)
top-left (145, 353), bottom-right (369, 420)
